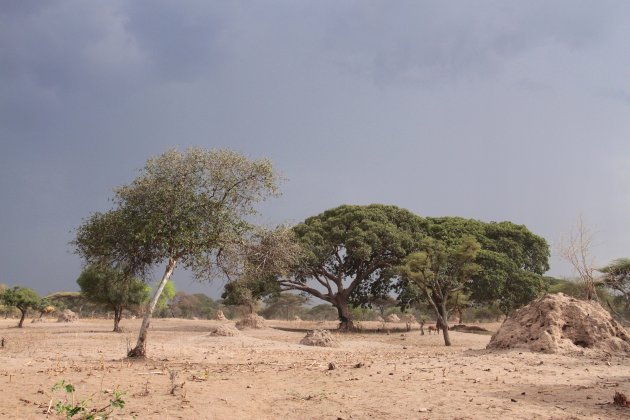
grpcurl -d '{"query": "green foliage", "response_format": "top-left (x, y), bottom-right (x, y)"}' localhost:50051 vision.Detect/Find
top-left (397, 217), bottom-right (549, 316)
top-left (222, 276), bottom-right (280, 313)
top-left (51, 379), bottom-right (125, 419)
top-left (546, 276), bottom-right (584, 297)
top-left (74, 148), bottom-right (281, 355)
top-left (165, 291), bottom-right (217, 319)
top-left (1, 286), bottom-right (41, 327)
top-left (399, 235), bottom-right (481, 345)
top-left (284, 204), bottom-right (427, 329)
top-left (74, 148), bottom-right (281, 281)
top-left (303, 304), bottom-right (338, 321)
top-left (469, 304), bottom-right (504, 322)
top-left (77, 265), bottom-right (149, 331)
top-left (278, 205), bottom-right (550, 329)
top-left (155, 280), bottom-right (176, 312)
top-left (45, 292), bottom-right (87, 315)
top-left (367, 295), bottom-right (398, 317)
top-left (400, 236), bottom-right (482, 296)
top-left (600, 258), bottom-right (630, 309)
top-left (347, 305), bottom-right (375, 321)
top-left (77, 265), bottom-right (149, 311)
top-left (1, 286), bottom-right (41, 310)
top-left (220, 226), bottom-right (300, 315)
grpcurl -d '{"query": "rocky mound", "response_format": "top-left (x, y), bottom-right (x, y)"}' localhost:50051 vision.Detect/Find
top-left (213, 310), bottom-right (227, 321)
top-left (487, 293), bottom-right (630, 355)
top-left (385, 313), bottom-right (400, 322)
top-left (57, 309), bottom-right (78, 323)
top-left (300, 329), bottom-right (339, 347)
top-left (235, 314), bottom-right (266, 330)
top-left (209, 324), bottom-right (241, 337)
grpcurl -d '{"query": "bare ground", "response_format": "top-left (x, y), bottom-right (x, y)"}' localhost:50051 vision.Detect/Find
top-left (0, 318), bottom-right (628, 419)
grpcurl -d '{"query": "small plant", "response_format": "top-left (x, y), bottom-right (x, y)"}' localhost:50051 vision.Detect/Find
top-left (48, 379), bottom-right (126, 419)
top-left (168, 369), bottom-right (186, 395)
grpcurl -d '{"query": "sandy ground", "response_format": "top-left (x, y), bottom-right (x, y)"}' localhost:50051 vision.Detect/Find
top-left (0, 317), bottom-right (629, 419)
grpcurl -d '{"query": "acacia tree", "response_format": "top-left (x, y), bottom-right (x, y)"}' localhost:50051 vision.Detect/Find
top-left (448, 291), bottom-right (470, 324)
top-left (34, 299), bottom-right (56, 320)
top-left (262, 293), bottom-right (309, 320)
top-left (280, 204), bottom-right (426, 331)
top-left (398, 236), bottom-right (481, 346)
top-left (77, 265), bottom-right (150, 332)
top-left (600, 258), bottom-right (630, 310)
top-left (399, 217), bottom-right (549, 318)
top-left (0, 286), bottom-right (41, 327)
top-left (74, 148), bottom-right (280, 357)
top-left (368, 295), bottom-right (398, 319)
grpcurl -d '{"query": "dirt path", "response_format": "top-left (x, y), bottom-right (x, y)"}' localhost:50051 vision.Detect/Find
top-left (0, 318), bottom-right (628, 419)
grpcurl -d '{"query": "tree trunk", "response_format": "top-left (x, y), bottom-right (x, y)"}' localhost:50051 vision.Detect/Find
top-left (335, 299), bottom-right (355, 332)
top-left (113, 307), bottom-right (122, 333)
top-left (128, 258), bottom-right (178, 358)
top-left (424, 289), bottom-right (451, 346)
top-left (437, 302), bottom-right (451, 346)
top-left (17, 308), bottom-right (26, 328)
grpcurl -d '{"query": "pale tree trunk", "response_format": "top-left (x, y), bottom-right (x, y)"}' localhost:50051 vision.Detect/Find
top-left (128, 258), bottom-right (177, 358)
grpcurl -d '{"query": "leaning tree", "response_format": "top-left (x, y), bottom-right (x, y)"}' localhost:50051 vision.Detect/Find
top-left (279, 204), bottom-right (426, 331)
top-left (74, 148), bottom-right (281, 357)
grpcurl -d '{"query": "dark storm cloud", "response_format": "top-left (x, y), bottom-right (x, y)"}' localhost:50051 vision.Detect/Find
top-left (1, 1), bottom-right (629, 294)
top-left (318, 1), bottom-right (618, 85)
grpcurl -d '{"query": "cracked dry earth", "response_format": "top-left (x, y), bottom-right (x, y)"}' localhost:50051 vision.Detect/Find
top-left (0, 318), bottom-right (629, 419)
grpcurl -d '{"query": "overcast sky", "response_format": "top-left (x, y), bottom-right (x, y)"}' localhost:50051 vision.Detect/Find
top-left (2, 1), bottom-right (629, 297)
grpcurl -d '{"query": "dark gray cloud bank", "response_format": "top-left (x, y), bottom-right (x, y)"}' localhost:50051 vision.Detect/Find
top-left (2, 1), bottom-right (629, 296)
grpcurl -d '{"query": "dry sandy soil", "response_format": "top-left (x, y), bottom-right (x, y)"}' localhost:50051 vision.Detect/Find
top-left (0, 317), bottom-right (628, 419)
